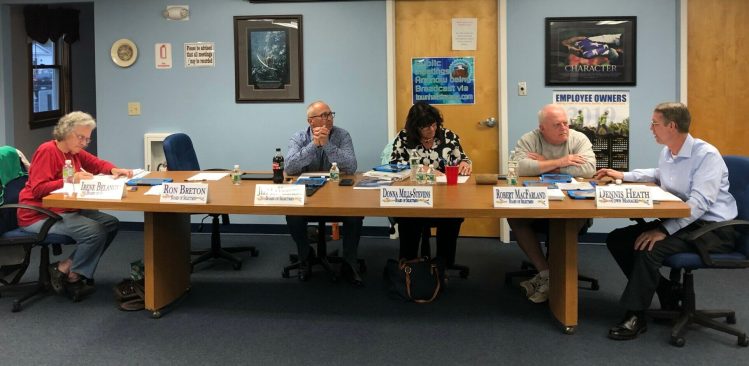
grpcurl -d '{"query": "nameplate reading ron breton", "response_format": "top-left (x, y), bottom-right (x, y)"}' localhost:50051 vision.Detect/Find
top-left (493, 187), bottom-right (549, 208)
top-left (254, 184), bottom-right (305, 206)
top-left (380, 186), bottom-right (433, 208)
top-left (77, 178), bottom-right (126, 200)
top-left (595, 186), bottom-right (653, 208)
top-left (160, 183), bottom-right (209, 204)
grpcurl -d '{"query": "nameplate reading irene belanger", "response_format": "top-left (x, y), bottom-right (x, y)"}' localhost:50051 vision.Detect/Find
top-left (254, 184), bottom-right (305, 206)
top-left (77, 178), bottom-right (126, 200)
top-left (493, 187), bottom-right (549, 208)
top-left (160, 183), bottom-right (209, 204)
top-left (596, 186), bottom-right (652, 208)
top-left (380, 186), bottom-right (433, 207)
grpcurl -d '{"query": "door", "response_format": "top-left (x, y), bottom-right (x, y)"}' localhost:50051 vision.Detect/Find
top-left (395, 0), bottom-right (500, 237)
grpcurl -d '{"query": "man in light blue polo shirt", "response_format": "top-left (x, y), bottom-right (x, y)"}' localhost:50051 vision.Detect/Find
top-left (595, 102), bottom-right (738, 341)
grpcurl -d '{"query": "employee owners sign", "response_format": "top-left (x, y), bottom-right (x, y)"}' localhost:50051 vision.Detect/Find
top-left (412, 57), bottom-right (474, 105)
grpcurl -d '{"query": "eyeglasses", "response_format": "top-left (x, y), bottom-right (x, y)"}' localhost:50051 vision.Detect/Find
top-left (74, 133), bottom-right (93, 145)
top-left (309, 111), bottom-right (336, 120)
top-left (651, 120), bottom-right (670, 127)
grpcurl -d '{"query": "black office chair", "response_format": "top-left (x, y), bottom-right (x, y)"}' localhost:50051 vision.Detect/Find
top-left (504, 218), bottom-right (599, 290)
top-left (647, 155), bottom-right (749, 347)
top-left (282, 219), bottom-right (366, 281)
top-left (0, 175), bottom-right (76, 311)
top-left (163, 133), bottom-right (258, 271)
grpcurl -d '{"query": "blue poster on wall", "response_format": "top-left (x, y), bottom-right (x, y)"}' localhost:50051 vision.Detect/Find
top-left (412, 57), bottom-right (474, 105)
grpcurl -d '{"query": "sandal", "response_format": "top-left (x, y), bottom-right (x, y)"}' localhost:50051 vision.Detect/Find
top-left (118, 298), bottom-right (145, 311)
top-left (48, 262), bottom-right (66, 295)
top-left (64, 279), bottom-right (96, 302)
top-left (113, 279), bottom-right (139, 302)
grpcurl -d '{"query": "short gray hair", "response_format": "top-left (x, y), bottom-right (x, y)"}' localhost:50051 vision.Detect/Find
top-left (537, 104), bottom-right (566, 125)
top-left (52, 111), bottom-right (96, 141)
top-left (306, 100), bottom-right (329, 117)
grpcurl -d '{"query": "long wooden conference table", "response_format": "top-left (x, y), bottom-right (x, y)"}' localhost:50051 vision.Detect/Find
top-left (43, 171), bottom-right (689, 331)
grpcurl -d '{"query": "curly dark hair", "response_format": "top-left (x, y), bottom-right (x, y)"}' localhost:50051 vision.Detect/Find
top-left (403, 102), bottom-right (445, 149)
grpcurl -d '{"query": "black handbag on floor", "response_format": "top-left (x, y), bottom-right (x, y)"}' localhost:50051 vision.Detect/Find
top-left (384, 257), bottom-right (445, 303)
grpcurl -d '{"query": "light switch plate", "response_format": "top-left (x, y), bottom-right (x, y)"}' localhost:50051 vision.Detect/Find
top-left (128, 102), bottom-right (141, 116)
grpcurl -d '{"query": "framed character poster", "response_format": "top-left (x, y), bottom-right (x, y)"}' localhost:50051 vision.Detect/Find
top-left (234, 15), bottom-right (303, 103)
top-left (545, 17), bottom-right (636, 86)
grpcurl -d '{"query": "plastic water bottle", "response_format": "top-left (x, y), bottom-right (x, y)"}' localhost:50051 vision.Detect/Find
top-left (62, 159), bottom-right (75, 197)
top-left (231, 164), bottom-right (241, 185)
top-left (409, 150), bottom-right (420, 182)
top-left (426, 164), bottom-right (436, 185)
top-left (416, 164), bottom-right (426, 185)
top-left (272, 148), bottom-right (284, 184)
top-left (329, 162), bottom-right (340, 182)
top-left (507, 150), bottom-right (519, 186)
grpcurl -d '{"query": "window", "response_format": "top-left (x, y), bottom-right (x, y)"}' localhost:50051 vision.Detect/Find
top-left (29, 37), bottom-right (70, 128)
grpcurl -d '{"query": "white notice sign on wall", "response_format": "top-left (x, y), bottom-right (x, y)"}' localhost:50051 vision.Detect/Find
top-left (155, 43), bottom-right (172, 69)
top-left (184, 42), bottom-right (215, 68)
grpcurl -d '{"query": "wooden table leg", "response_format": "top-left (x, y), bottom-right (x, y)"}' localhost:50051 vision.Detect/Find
top-left (548, 219), bottom-right (579, 333)
top-left (143, 212), bottom-right (191, 315)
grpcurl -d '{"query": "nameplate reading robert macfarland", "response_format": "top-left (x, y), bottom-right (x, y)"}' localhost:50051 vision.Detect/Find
top-left (160, 183), bottom-right (209, 204)
top-left (596, 186), bottom-right (652, 208)
top-left (493, 187), bottom-right (549, 208)
top-left (77, 178), bottom-right (126, 200)
top-left (254, 184), bottom-right (305, 206)
top-left (380, 186), bottom-right (433, 208)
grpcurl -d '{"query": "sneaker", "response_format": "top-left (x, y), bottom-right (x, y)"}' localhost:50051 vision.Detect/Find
top-left (519, 277), bottom-right (536, 297)
top-left (528, 275), bottom-right (549, 303)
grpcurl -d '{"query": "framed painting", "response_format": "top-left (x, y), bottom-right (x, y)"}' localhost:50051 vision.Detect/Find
top-left (234, 15), bottom-right (303, 102)
top-left (545, 17), bottom-right (636, 86)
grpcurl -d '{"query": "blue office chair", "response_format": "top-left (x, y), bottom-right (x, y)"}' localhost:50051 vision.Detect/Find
top-left (648, 155), bottom-right (749, 347)
top-left (163, 133), bottom-right (258, 271)
top-left (1, 175), bottom-right (76, 311)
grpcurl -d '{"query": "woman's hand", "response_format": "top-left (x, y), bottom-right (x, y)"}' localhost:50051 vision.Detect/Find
top-left (111, 168), bottom-right (133, 179)
top-left (458, 161), bottom-right (472, 176)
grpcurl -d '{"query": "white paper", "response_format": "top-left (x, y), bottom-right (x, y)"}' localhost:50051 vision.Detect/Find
top-left (186, 172), bottom-right (228, 181)
top-left (548, 188), bottom-right (565, 201)
top-left (145, 185), bottom-right (164, 195)
top-left (131, 169), bottom-right (148, 178)
top-left (300, 172), bottom-right (330, 177)
top-left (452, 18), bottom-right (477, 51)
top-left (556, 178), bottom-right (595, 191)
top-left (436, 175), bottom-right (470, 184)
top-left (623, 185), bottom-right (683, 202)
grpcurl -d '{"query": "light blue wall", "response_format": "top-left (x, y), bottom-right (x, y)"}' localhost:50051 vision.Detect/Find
top-left (93, 0), bottom-right (388, 223)
top-left (507, 0), bottom-right (680, 233)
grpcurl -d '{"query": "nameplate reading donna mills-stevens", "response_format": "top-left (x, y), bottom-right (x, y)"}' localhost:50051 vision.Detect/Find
top-left (77, 177), bottom-right (126, 200)
top-left (493, 187), bottom-right (549, 208)
top-left (595, 186), bottom-right (653, 208)
top-left (160, 183), bottom-right (209, 204)
top-left (254, 184), bottom-right (305, 206)
top-left (380, 186), bottom-right (433, 208)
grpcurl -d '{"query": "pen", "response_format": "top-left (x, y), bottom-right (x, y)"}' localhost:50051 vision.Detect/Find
top-left (184, 179), bottom-right (208, 182)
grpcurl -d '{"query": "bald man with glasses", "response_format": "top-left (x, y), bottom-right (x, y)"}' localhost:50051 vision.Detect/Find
top-left (284, 100), bottom-right (363, 285)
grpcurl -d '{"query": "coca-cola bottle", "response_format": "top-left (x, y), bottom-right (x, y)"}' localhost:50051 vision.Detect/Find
top-left (272, 148), bottom-right (284, 183)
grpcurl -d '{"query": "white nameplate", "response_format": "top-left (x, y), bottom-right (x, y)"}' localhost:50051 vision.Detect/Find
top-left (493, 187), bottom-right (549, 208)
top-left (160, 183), bottom-right (209, 204)
top-left (380, 186), bottom-right (433, 207)
top-left (77, 178), bottom-right (126, 200)
top-left (254, 184), bottom-right (305, 206)
top-left (596, 186), bottom-right (653, 208)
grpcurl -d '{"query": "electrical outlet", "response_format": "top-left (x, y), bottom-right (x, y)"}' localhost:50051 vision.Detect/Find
top-left (127, 102), bottom-right (141, 116)
top-left (518, 81), bottom-right (527, 96)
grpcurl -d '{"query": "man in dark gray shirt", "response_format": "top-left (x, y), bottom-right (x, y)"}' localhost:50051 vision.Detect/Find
top-left (284, 101), bottom-right (363, 285)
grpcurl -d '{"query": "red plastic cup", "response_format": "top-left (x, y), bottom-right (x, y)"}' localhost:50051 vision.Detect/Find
top-left (445, 165), bottom-right (459, 185)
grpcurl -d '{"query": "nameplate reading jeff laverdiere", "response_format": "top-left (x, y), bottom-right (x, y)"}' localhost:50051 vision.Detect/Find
top-left (254, 184), bottom-right (305, 206)
top-left (595, 186), bottom-right (653, 208)
top-left (493, 187), bottom-right (549, 208)
top-left (380, 186), bottom-right (433, 207)
top-left (77, 178), bottom-right (126, 200)
top-left (160, 183), bottom-right (209, 204)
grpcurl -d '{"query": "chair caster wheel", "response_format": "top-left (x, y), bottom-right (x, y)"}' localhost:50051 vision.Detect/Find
top-left (738, 334), bottom-right (748, 347)
top-left (282, 271), bottom-right (290, 279)
top-left (591, 281), bottom-right (600, 291)
top-left (152, 311), bottom-right (162, 319)
top-left (459, 269), bottom-right (469, 278)
top-left (562, 326), bottom-right (576, 335)
top-left (12, 301), bottom-right (21, 313)
top-left (670, 336), bottom-right (685, 347)
top-left (232, 262), bottom-right (242, 271)
top-left (727, 314), bottom-right (737, 324)
top-left (251, 249), bottom-right (259, 257)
